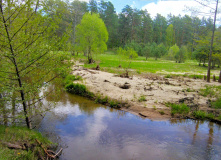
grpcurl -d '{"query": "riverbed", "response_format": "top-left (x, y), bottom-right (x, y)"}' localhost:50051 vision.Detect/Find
top-left (36, 87), bottom-right (221, 160)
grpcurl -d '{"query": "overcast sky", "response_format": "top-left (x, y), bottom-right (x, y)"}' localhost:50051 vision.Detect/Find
top-left (79, 0), bottom-right (220, 20)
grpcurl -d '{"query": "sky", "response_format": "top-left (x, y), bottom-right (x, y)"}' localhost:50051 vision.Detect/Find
top-left (79, 0), bottom-right (219, 20)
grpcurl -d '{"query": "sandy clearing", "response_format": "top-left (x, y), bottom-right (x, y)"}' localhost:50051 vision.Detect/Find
top-left (72, 64), bottom-right (220, 120)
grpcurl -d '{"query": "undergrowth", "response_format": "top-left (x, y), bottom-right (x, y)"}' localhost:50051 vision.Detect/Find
top-left (0, 126), bottom-right (52, 160)
top-left (65, 83), bottom-right (94, 98)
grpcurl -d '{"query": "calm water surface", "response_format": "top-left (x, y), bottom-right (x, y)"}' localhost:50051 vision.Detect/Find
top-left (38, 89), bottom-right (221, 160)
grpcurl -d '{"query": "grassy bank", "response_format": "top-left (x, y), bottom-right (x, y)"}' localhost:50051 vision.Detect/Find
top-left (75, 51), bottom-right (220, 78)
top-left (0, 126), bottom-right (53, 160)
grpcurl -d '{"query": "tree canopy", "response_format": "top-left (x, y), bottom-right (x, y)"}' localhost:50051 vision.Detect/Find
top-left (75, 12), bottom-right (108, 63)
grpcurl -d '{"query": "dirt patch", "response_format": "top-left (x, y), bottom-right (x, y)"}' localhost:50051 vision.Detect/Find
top-left (72, 65), bottom-right (220, 120)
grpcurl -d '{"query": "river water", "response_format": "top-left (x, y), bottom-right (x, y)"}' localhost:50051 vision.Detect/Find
top-left (37, 88), bottom-right (221, 160)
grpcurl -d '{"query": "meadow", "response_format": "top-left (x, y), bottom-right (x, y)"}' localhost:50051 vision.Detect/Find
top-left (75, 51), bottom-right (220, 78)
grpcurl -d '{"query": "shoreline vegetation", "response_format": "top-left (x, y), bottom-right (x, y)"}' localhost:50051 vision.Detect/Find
top-left (0, 126), bottom-right (62, 160)
top-left (64, 52), bottom-right (221, 124)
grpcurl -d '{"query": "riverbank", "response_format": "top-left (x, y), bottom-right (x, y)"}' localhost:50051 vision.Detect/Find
top-left (0, 125), bottom-right (56, 159)
top-left (71, 64), bottom-right (221, 122)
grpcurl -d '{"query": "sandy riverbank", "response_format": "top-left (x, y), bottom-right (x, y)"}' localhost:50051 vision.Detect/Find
top-left (71, 64), bottom-right (220, 120)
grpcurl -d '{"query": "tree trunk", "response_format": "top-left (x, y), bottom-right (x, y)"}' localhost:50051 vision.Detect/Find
top-left (218, 71), bottom-right (221, 83)
top-left (1, 5), bottom-right (31, 128)
top-left (207, 0), bottom-right (219, 82)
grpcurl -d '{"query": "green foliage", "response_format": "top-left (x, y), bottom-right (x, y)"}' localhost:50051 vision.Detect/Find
top-left (199, 85), bottom-right (221, 98)
top-left (150, 42), bottom-right (160, 60)
top-left (175, 45), bottom-right (188, 63)
top-left (117, 47), bottom-right (138, 60)
top-left (158, 43), bottom-right (167, 57)
top-left (170, 103), bottom-right (190, 116)
top-left (192, 111), bottom-right (215, 120)
top-left (65, 83), bottom-right (87, 95)
top-left (0, 0), bottom-right (70, 128)
top-left (211, 98), bottom-right (221, 109)
top-left (138, 95), bottom-right (147, 102)
top-left (166, 24), bottom-right (175, 47)
top-left (64, 75), bottom-right (82, 86)
top-left (142, 43), bottom-right (151, 60)
top-left (125, 41), bottom-right (142, 56)
top-left (127, 48), bottom-right (138, 59)
top-left (165, 74), bottom-right (172, 78)
top-left (109, 100), bottom-right (119, 108)
top-left (75, 13), bottom-right (108, 62)
top-left (95, 95), bottom-right (108, 104)
top-left (0, 125), bottom-right (52, 160)
top-left (167, 44), bottom-right (180, 60)
top-left (79, 52), bottom-right (220, 75)
top-left (192, 111), bottom-right (206, 119)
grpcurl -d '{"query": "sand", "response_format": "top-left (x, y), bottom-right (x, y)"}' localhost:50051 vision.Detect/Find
top-left (72, 63), bottom-right (220, 120)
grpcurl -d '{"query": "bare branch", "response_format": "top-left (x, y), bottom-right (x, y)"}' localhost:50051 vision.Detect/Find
top-left (194, 0), bottom-right (216, 10)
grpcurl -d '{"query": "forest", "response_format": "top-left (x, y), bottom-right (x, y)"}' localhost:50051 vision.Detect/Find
top-left (43, 0), bottom-right (221, 67)
top-left (1, 0), bottom-right (221, 159)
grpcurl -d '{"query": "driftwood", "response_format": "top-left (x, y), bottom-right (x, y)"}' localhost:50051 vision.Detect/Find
top-left (36, 139), bottom-right (63, 159)
top-left (2, 142), bottom-right (26, 150)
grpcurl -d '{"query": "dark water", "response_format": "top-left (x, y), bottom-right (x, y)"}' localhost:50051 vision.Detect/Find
top-left (38, 89), bottom-right (221, 160)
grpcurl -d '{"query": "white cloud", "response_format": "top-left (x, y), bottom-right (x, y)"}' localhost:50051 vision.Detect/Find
top-left (78, 0), bottom-right (90, 3)
top-left (142, 0), bottom-right (217, 19)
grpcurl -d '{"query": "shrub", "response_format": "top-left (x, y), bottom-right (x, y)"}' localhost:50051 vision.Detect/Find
top-left (171, 103), bottom-right (190, 116)
top-left (109, 100), bottom-right (119, 108)
top-left (65, 83), bottom-right (87, 96)
top-left (95, 96), bottom-right (108, 104)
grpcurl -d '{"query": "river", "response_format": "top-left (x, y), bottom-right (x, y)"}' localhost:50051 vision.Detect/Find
top-left (37, 86), bottom-right (221, 160)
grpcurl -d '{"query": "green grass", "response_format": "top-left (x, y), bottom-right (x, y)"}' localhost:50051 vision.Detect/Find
top-left (138, 95), bottom-right (147, 102)
top-left (64, 75), bottom-right (82, 86)
top-left (95, 95), bottom-right (109, 104)
top-left (74, 52), bottom-right (219, 76)
top-left (170, 103), bottom-right (190, 116)
top-left (0, 125), bottom-right (52, 160)
top-left (211, 98), bottom-right (221, 109)
top-left (192, 111), bottom-right (215, 120)
top-left (109, 100), bottom-right (119, 108)
top-left (65, 83), bottom-right (94, 98)
top-left (200, 85), bottom-right (221, 98)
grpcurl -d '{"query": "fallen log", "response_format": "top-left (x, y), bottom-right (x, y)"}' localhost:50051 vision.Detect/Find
top-left (1, 142), bottom-right (25, 150)
top-left (36, 139), bottom-right (63, 159)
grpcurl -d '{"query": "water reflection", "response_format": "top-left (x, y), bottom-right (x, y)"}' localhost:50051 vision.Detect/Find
top-left (38, 89), bottom-right (221, 160)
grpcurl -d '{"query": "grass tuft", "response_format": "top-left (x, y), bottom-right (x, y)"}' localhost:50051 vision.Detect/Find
top-left (170, 103), bottom-right (190, 116)
top-left (138, 95), bottom-right (147, 102)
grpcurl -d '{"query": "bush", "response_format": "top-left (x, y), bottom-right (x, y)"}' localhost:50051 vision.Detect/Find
top-left (65, 83), bottom-right (87, 96)
top-left (95, 96), bottom-right (108, 104)
top-left (170, 103), bottom-right (190, 116)
top-left (109, 100), bottom-right (119, 108)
